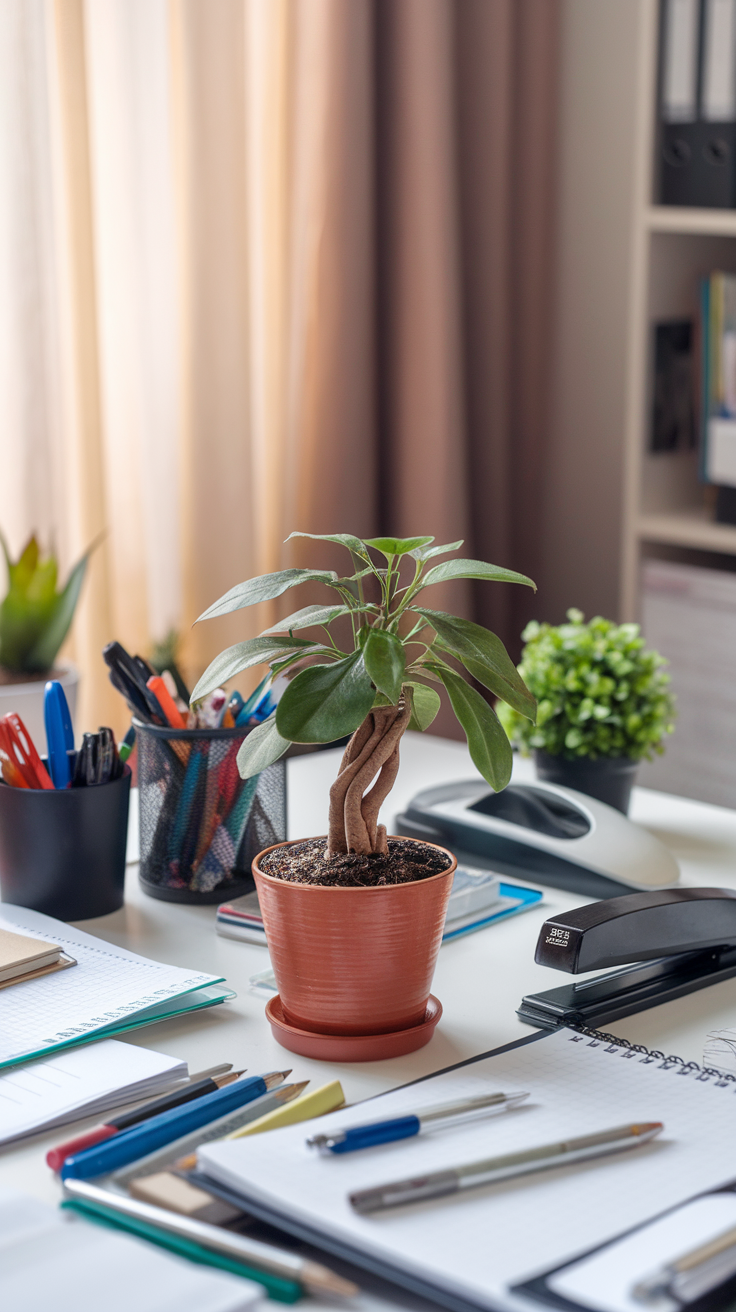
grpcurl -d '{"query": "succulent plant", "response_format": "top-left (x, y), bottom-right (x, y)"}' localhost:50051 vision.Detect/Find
top-left (0, 533), bottom-right (94, 674)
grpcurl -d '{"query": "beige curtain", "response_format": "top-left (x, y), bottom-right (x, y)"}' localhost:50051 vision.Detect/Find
top-left (0, 0), bottom-right (559, 738)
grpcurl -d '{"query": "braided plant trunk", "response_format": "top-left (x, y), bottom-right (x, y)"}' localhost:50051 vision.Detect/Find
top-left (327, 698), bottom-right (412, 856)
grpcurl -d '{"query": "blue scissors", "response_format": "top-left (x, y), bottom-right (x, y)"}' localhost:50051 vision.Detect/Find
top-left (44, 681), bottom-right (75, 788)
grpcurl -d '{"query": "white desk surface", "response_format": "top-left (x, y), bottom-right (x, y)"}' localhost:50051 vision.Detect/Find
top-left (3, 732), bottom-right (736, 1300)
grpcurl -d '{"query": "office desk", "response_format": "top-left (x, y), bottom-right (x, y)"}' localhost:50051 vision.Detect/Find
top-left (3, 733), bottom-right (736, 1261)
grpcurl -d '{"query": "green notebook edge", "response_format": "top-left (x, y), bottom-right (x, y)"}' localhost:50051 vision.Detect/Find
top-left (0, 985), bottom-right (236, 1071)
top-left (61, 1197), bottom-right (301, 1302)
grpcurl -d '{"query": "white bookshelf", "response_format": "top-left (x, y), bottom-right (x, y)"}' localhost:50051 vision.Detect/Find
top-left (541, 0), bottom-right (736, 626)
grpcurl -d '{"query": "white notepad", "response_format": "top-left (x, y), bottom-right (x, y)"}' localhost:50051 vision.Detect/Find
top-left (549, 1193), bottom-right (736, 1312)
top-left (0, 1040), bottom-right (187, 1145)
top-left (199, 1028), bottom-right (736, 1312)
top-left (0, 904), bottom-right (226, 1068)
top-left (0, 1188), bottom-right (262, 1312)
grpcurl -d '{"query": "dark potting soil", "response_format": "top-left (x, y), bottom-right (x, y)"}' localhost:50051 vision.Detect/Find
top-left (259, 836), bottom-right (453, 887)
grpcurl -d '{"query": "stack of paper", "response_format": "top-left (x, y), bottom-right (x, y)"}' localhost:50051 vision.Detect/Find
top-left (0, 904), bottom-right (233, 1070)
top-left (216, 891), bottom-right (266, 945)
top-left (0, 1040), bottom-right (188, 1147)
top-left (0, 1189), bottom-right (263, 1312)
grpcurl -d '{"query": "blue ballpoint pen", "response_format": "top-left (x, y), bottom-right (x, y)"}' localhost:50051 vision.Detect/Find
top-left (306, 1090), bottom-right (529, 1154)
top-left (60, 1070), bottom-right (290, 1180)
top-left (44, 680), bottom-right (75, 789)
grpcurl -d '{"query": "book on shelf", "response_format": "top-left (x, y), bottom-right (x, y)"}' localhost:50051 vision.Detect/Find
top-left (699, 271), bottom-right (736, 522)
top-left (658, 0), bottom-right (736, 208)
top-left (651, 319), bottom-right (696, 452)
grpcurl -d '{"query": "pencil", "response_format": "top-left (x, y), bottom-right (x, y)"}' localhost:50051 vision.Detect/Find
top-left (62, 1178), bottom-right (358, 1298)
top-left (226, 1080), bottom-right (345, 1139)
top-left (47, 1071), bottom-right (246, 1171)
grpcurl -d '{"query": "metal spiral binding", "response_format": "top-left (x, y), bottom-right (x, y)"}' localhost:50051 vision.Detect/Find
top-left (567, 1021), bottom-right (736, 1084)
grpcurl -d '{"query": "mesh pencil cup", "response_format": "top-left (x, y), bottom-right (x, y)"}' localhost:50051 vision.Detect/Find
top-left (135, 720), bottom-right (286, 904)
top-left (0, 764), bottom-right (131, 920)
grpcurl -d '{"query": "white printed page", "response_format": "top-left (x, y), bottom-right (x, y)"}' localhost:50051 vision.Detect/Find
top-left (0, 905), bottom-right (222, 1066)
top-left (0, 1040), bottom-right (187, 1144)
top-left (200, 1029), bottom-right (736, 1312)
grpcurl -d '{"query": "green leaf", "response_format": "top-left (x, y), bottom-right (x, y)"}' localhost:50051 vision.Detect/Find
top-left (415, 608), bottom-right (536, 721)
top-left (261, 603), bottom-right (355, 634)
top-left (363, 628), bottom-right (405, 702)
top-left (236, 716), bottom-right (291, 780)
top-left (12, 535), bottom-right (40, 595)
top-left (25, 548), bottom-right (92, 671)
top-left (364, 536), bottom-right (434, 559)
top-left (285, 531), bottom-right (371, 559)
top-left (429, 664), bottom-right (512, 790)
top-left (404, 681), bottom-right (441, 732)
top-left (190, 635), bottom-right (317, 704)
top-left (275, 651), bottom-right (374, 743)
top-left (409, 540), bottom-right (463, 562)
top-left (417, 558), bottom-right (536, 592)
top-left (196, 569), bottom-right (338, 623)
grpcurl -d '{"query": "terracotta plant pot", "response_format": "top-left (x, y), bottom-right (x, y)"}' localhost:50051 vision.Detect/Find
top-left (253, 838), bottom-right (456, 1037)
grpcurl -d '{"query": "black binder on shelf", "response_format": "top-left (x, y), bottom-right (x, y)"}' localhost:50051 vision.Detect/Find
top-left (658, 0), bottom-right (736, 208)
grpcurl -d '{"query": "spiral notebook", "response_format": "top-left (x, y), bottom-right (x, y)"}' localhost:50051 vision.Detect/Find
top-left (198, 1026), bottom-right (736, 1312)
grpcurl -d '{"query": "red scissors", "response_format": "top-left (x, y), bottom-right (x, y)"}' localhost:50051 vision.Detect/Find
top-left (1, 714), bottom-right (54, 789)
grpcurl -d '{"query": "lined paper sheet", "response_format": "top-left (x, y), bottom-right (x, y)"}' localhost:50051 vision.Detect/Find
top-left (0, 1040), bottom-right (187, 1145)
top-left (200, 1029), bottom-right (736, 1312)
top-left (0, 1188), bottom-right (262, 1312)
top-left (0, 905), bottom-right (223, 1067)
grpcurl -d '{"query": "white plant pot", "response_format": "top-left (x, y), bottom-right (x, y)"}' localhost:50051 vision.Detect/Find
top-left (0, 663), bottom-right (79, 753)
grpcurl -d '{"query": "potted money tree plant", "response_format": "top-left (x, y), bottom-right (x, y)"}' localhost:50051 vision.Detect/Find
top-left (193, 534), bottom-right (536, 1054)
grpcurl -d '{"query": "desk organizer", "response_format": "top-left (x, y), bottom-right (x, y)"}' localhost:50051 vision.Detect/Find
top-left (0, 765), bottom-right (131, 920)
top-left (136, 721), bottom-right (286, 904)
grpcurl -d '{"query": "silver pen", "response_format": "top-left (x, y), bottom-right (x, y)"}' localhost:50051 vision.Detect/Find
top-left (349, 1120), bottom-right (664, 1214)
top-left (633, 1221), bottom-right (736, 1304)
top-left (308, 1091), bottom-right (529, 1154)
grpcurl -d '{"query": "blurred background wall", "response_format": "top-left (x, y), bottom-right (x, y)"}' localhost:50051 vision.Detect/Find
top-left (0, 0), bottom-right (560, 736)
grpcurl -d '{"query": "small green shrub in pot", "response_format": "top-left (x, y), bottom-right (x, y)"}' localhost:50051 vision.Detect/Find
top-left (496, 609), bottom-right (675, 813)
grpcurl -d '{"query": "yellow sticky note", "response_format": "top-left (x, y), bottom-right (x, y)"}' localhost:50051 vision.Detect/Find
top-left (226, 1080), bottom-right (345, 1138)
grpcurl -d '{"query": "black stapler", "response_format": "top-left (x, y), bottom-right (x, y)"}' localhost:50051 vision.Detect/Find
top-left (518, 887), bottom-right (736, 1030)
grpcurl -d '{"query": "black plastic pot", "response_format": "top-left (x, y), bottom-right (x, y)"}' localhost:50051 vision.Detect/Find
top-left (0, 766), bottom-right (130, 920)
top-left (534, 750), bottom-right (639, 814)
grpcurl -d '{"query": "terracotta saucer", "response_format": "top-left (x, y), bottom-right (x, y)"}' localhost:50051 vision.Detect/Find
top-left (264, 994), bottom-right (442, 1061)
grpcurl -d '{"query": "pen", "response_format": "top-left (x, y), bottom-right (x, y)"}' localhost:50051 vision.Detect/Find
top-left (44, 680), bottom-right (74, 788)
top-left (60, 1070), bottom-right (291, 1180)
top-left (633, 1222), bottom-right (736, 1303)
top-left (47, 1070), bottom-right (246, 1170)
top-left (118, 724), bottom-right (136, 763)
top-left (173, 1082), bottom-right (311, 1170)
top-left (308, 1090), bottom-right (529, 1154)
top-left (349, 1121), bottom-right (664, 1214)
top-left (62, 1177), bottom-right (358, 1298)
top-left (147, 675), bottom-right (186, 729)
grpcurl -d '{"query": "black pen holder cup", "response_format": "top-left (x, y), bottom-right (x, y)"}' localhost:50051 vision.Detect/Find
top-left (0, 765), bottom-right (131, 920)
top-left (135, 720), bottom-right (287, 904)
